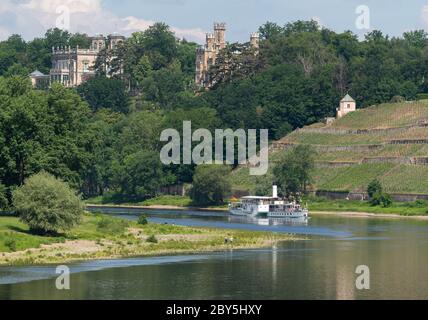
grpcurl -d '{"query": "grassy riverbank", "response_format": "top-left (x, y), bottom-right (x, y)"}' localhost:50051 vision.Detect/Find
top-left (307, 198), bottom-right (428, 216)
top-left (87, 194), bottom-right (428, 217)
top-left (86, 195), bottom-right (228, 210)
top-left (0, 213), bottom-right (297, 266)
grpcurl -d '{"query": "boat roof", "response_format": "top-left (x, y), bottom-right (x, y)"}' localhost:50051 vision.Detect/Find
top-left (241, 196), bottom-right (278, 200)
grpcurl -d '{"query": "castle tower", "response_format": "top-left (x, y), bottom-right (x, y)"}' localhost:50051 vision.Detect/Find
top-left (250, 32), bottom-right (260, 49)
top-left (90, 35), bottom-right (106, 52)
top-left (213, 22), bottom-right (226, 50)
top-left (108, 34), bottom-right (126, 50)
top-left (206, 33), bottom-right (215, 51)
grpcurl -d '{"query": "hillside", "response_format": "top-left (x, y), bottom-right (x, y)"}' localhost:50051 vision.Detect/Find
top-left (230, 101), bottom-right (428, 196)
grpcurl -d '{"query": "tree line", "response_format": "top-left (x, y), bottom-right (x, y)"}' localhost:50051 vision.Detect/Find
top-left (1, 21), bottom-right (428, 205)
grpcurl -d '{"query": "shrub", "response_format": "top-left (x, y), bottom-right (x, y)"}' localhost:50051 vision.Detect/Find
top-left (390, 95), bottom-right (405, 103)
top-left (97, 216), bottom-right (129, 234)
top-left (138, 215), bottom-right (148, 225)
top-left (4, 238), bottom-right (17, 252)
top-left (146, 235), bottom-right (158, 243)
top-left (12, 172), bottom-right (84, 234)
top-left (381, 194), bottom-right (393, 208)
top-left (370, 192), bottom-right (393, 207)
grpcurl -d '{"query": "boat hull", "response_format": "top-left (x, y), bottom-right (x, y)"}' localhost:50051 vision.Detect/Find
top-left (267, 210), bottom-right (309, 219)
top-left (229, 208), bottom-right (268, 217)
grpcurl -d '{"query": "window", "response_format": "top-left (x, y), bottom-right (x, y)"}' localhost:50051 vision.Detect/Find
top-left (83, 61), bottom-right (89, 72)
top-left (347, 104), bottom-right (351, 109)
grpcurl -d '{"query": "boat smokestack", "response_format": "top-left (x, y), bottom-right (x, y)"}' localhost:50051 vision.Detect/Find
top-left (273, 185), bottom-right (278, 198)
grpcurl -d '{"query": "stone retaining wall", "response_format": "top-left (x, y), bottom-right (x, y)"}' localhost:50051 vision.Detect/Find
top-left (299, 121), bottom-right (428, 135)
top-left (313, 190), bottom-right (428, 202)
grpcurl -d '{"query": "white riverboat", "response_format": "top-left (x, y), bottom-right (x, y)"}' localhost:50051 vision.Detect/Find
top-left (229, 186), bottom-right (309, 219)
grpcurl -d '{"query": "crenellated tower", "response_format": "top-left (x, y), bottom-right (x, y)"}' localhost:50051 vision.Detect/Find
top-left (213, 22), bottom-right (226, 50)
top-left (250, 32), bottom-right (260, 50)
top-left (195, 23), bottom-right (260, 88)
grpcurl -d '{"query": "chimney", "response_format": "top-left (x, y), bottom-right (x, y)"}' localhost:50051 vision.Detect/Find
top-left (272, 185), bottom-right (278, 198)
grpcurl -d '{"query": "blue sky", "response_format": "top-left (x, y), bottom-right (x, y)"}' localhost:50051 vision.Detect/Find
top-left (0, 0), bottom-right (427, 43)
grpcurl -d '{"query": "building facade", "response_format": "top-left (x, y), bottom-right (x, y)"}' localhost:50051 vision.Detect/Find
top-left (30, 34), bottom-right (125, 88)
top-left (195, 23), bottom-right (260, 87)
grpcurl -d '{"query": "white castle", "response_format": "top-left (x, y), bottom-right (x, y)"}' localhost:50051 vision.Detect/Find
top-left (30, 34), bottom-right (125, 89)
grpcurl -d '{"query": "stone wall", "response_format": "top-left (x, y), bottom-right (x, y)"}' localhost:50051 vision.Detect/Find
top-left (313, 190), bottom-right (428, 202)
top-left (159, 185), bottom-right (186, 196)
top-left (299, 121), bottom-right (428, 135)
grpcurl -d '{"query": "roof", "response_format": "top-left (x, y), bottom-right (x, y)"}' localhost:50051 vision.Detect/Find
top-left (30, 70), bottom-right (45, 77)
top-left (341, 94), bottom-right (355, 103)
top-left (242, 196), bottom-right (278, 200)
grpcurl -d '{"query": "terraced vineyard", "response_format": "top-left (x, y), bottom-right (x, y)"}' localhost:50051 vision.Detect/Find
top-left (230, 101), bottom-right (428, 195)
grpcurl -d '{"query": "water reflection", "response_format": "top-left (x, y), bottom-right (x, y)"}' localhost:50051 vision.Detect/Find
top-left (228, 215), bottom-right (309, 226)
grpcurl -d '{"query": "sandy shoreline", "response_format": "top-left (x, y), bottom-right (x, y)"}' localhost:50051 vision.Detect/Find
top-left (87, 204), bottom-right (428, 220)
top-left (0, 225), bottom-right (296, 266)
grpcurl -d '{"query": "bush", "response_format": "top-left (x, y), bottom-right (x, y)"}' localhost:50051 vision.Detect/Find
top-left (12, 172), bottom-right (84, 234)
top-left (146, 235), bottom-right (158, 243)
top-left (390, 95), bottom-right (405, 103)
top-left (138, 214), bottom-right (148, 225)
top-left (189, 165), bottom-right (231, 206)
top-left (380, 194), bottom-right (393, 208)
top-left (97, 216), bottom-right (129, 234)
top-left (4, 238), bottom-right (17, 252)
top-left (370, 192), bottom-right (393, 207)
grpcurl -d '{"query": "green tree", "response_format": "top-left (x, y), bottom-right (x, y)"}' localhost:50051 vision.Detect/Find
top-left (367, 179), bottom-right (383, 198)
top-left (13, 172), bottom-right (84, 234)
top-left (258, 22), bottom-right (284, 40)
top-left (112, 150), bottom-right (172, 199)
top-left (78, 76), bottom-right (130, 113)
top-left (273, 145), bottom-right (316, 197)
top-left (189, 165), bottom-right (231, 206)
top-left (0, 183), bottom-right (8, 210)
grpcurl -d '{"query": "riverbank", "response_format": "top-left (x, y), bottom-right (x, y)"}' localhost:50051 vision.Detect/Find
top-left (307, 198), bottom-right (428, 217)
top-left (86, 194), bottom-right (428, 217)
top-left (87, 200), bottom-right (428, 220)
top-left (0, 213), bottom-right (298, 266)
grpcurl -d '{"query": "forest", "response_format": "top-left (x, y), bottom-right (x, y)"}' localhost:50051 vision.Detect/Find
top-left (1, 20), bottom-right (428, 204)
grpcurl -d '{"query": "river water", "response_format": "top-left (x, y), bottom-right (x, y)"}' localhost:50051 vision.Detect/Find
top-left (1, 208), bottom-right (428, 300)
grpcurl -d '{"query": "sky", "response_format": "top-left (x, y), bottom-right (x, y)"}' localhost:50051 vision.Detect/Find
top-left (1, 0), bottom-right (428, 44)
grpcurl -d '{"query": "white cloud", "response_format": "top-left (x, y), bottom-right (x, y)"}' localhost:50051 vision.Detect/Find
top-left (0, 0), bottom-right (206, 42)
top-left (21, 0), bottom-right (102, 14)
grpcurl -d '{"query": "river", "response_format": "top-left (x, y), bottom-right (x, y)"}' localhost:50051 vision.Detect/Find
top-left (1, 208), bottom-right (428, 300)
